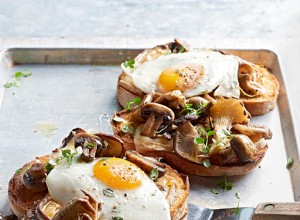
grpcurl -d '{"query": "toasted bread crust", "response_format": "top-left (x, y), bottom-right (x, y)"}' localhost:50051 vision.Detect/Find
top-left (8, 155), bottom-right (50, 219)
top-left (8, 154), bottom-right (188, 219)
top-left (117, 41), bottom-right (279, 116)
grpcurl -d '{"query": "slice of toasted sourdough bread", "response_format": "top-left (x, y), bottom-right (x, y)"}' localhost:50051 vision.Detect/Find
top-left (112, 95), bottom-right (272, 177)
top-left (8, 128), bottom-right (189, 220)
top-left (117, 39), bottom-right (279, 116)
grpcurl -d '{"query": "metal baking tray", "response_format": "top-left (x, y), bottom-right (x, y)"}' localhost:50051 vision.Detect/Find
top-left (0, 48), bottom-right (299, 217)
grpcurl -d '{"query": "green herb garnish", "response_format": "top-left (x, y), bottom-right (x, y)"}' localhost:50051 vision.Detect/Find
top-left (4, 69), bottom-right (32, 89)
top-left (179, 103), bottom-right (207, 115)
top-left (193, 127), bottom-right (215, 154)
top-left (124, 59), bottom-right (135, 69)
top-left (121, 123), bottom-right (134, 134)
top-left (112, 217), bottom-right (123, 220)
top-left (234, 200), bottom-right (240, 215)
top-left (203, 159), bottom-right (211, 168)
top-left (217, 175), bottom-right (235, 191)
top-left (286, 157), bottom-right (294, 169)
top-left (103, 188), bottom-right (115, 197)
top-left (45, 162), bottom-right (55, 172)
top-left (235, 191), bottom-right (240, 199)
top-left (61, 149), bottom-right (77, 165)
top-left (149, 168), bottom-right (159, 181)
top-left (15, 169), bottom-right (22, 174)
top-left (211, 188), bottom-right (219, 194)
top-left (125, 97), bottom-right (141, 111)
top-left (178, 45), bottom-right (185, 53)
top-left (86, 142), bottom-right (95, 148)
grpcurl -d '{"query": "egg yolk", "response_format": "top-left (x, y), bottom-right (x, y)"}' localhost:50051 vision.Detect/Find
top-left (158, 63), bottom-right (204, 93)
top-left (93, 158), bottom-right (142, 190)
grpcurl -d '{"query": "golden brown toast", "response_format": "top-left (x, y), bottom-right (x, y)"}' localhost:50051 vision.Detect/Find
top-left (8, 128), bottom-right (189, 220)
top-left (112, 95), bottom-right (272, 177)
top-left (117, 39), bottom-right (279, 116)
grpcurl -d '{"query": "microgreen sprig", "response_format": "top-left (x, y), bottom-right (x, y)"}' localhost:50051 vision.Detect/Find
top-left (125, 97), bottom-right (141, 111)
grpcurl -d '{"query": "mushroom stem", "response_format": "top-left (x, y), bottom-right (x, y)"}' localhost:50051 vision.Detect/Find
top-left (141, 112), bottom-right (165, 138)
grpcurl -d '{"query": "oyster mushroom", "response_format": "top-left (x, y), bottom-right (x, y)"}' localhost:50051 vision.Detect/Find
top-left (22, 162), bottom-right (47, 193)
top-left (132, 103), bottom-right (175, 138)
top-left (209, 98), bottom-right (251, 155)
top-left (232, 123), bottom-right (272, 142)
top-left (174, 121), bottom-right (208, 164)
top-left (33, 191), bottom-right (100, 220)
top-left (154, 90), bottom-right (186, 109)
top-left (230, 134), bottom-right (258, 163)
top-left (36, 195), bottom-right (61, 219)
top-left (238, 63), bottom-right (267, 96)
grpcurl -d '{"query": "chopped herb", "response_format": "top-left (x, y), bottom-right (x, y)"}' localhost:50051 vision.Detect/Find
top-left (112, 217), bottom-right (123, 220)
top-left (286, 157), bottom-right (294, 169)
top-left (234, 200), bottom-right (240, 215)
top-left (112, 116), bottom-right (127, 123)
top-left (222, 129), bottom-right (231, 136)
top-left (61, 149), bottom-right (77, 165)
top-left (194, 136), bottom-right (205, 145)
top-left (203, 159), bottom-right (211, 168)
top-left (125, 97), bottom-right (141, 111)
top-left (103, 188), bottom-right (115, 197)
top-left (217, 175), bottom-right (235, 191)
top-left (178, 45), bottom-right (185, 53)
top-left (121, 123), bottom-right (134, 134)
top-left (124, 59), bottom-right (135, 69)
top-left (45, 162), bottom-right (55, 172)
top-left (179, 103), bottom-right (206, 115)
top-left (149, 168), bottom-right (159, 181)
top-left (207, 130), bottom-right (215, 137)
top-left (235, 191), bottom-right (240, 199)
top-left (16, 169), bottom-right (22, 174)
top-left (86, 142), bottom-right (95, 148)
top-left (4, 69), bottom-right (32, 89)
top-left (211, 188), bottom-right (219, 194)
top-left (4, 82), bottom-right (13, 88)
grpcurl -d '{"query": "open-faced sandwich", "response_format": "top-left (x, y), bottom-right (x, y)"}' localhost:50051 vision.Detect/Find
top-left (112, 91), bottom-right (272, 176)
top-left (117, 39), bottom-right (279, 116)
top-left (8, 128), bottom-right (189, 220)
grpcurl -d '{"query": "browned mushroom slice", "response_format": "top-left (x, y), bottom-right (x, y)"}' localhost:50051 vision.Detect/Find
top-left (22, 162), bottom-right (48, 193)
top-left (232, 124), bottom-right (272, 142)
top-left (36, 195), bottom-right (61, 219)
top-left (133, 103), bottom-right (175, 138)
top-left (125, 151), bottom-right (165, 178)
top-left (167, 38), bottom-right (191, 53)
top-left (52, 191), bottom-right (99, 220)
top-left (230, 134), bottom-right (258, 163)
top-left (154, 90), bottom-right (186, 109)
top-left (74, 133), bottom-right (103, 162)
top-left (174, 121), bottom-right (208, 164)
top-left (61, 128), bottom-right (86, 148)
top-left (94, 133), bottom-right (125, 158)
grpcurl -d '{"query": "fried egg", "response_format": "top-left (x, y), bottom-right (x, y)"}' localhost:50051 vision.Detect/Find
top-left (122, 50), bottom-right (240, 98)
top-left (46, 157), bottom-right (170, 220)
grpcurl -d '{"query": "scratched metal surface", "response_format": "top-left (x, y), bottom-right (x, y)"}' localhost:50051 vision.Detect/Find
top-left (0, 48), bottom-right (298, 217)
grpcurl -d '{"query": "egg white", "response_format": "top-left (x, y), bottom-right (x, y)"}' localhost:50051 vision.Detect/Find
top-left (46, 158), bottom-right (171, 220)
top-left (122, 50), bottom-right (240, 98)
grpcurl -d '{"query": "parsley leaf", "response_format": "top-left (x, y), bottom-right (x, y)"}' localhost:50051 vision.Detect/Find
top-left (217, 175), bottom-right (235, 191)
top-left (203, 159), bottom-right (211, 168)
top-left (4, 69), bottom-right (32, 89)
top-left (149, 168), bottom-right (159, 181)
top-left (235, 191), bottom-right (240, 199)
top-left (211, 188), bottom-right (219, 194)
top-left (15, 169), bottom-right (22, 174)
top-left (125, 97), bottom-right (141, 111)
top-left (45, 162), bottom-right (55, 172)
top-left (124, 59), bottom-right (135, 69)
top-left (286, 157), bottom-right (294, 169)
top-left (234, 200), bottom-right (240, 215)
top-left (103, 188), bottom-right (115, 197)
